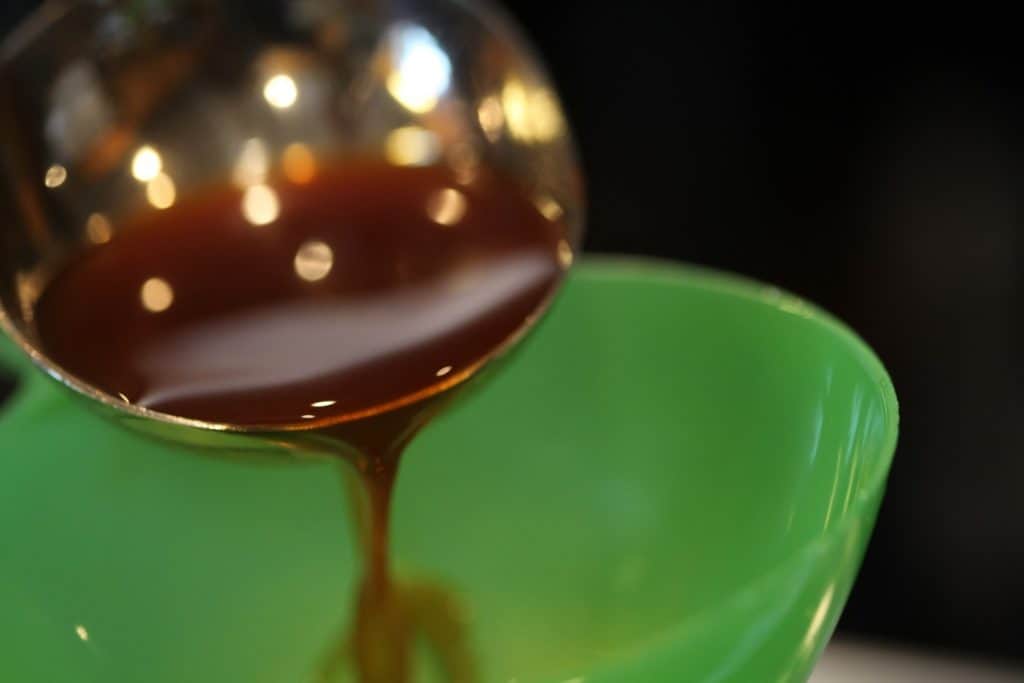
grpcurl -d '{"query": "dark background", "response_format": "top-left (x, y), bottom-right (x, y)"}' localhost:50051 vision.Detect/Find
top-left (3, 0), bottom-right (1023, 666)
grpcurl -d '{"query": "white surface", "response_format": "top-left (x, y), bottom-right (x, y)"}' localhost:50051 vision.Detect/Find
top-left (811, 640), bottom-right (1023, 683)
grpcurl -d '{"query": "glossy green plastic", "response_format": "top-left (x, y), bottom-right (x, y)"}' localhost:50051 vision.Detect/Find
top-left (0, 259), bottom-right (898, 682)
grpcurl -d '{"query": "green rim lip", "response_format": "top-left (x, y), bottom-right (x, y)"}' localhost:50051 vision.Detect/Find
top-left (573, 254), bottom-right (899, 513)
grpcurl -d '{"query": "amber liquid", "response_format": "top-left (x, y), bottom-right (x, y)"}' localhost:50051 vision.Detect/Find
top-left (33, 160), bottom-right (566, 682)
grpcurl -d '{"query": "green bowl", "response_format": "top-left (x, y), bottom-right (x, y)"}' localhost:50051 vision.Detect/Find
top-left (0, 259), bottom-right (897, 683)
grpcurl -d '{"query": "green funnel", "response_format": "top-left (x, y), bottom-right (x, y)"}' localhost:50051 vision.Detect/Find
top-left (0, 259), bottom-right (897, 682)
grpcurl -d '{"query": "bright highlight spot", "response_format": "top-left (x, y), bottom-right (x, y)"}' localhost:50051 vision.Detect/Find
top-left (436, 365), bottom-right (453, 377)
top-left (557, 239), bottom-right (574, 269)
top-left (385, 126), bottom-right (440, 166)
top-left (282, 143), bottom-right (317, 184)
top-left (140, 277), bottom-right (174, 313)
top-left (264, 74), bottom-right (298, 109)
top-left (311, 400), bottom-right (337, 408)
top-left (131, 146), bottom-right (162, 182)
top-left (146, 173), bottom-right (177, 209)
top-left (426, 188), bottom-right (467, 227)
top-left (294, 240), bottom-right (334, 281)
top-left (386, 23), bottom-right (451, 113)
top-left (534, 195), bottom-right (564, 222)
top-left (86, 213), bottom-right (113, 244)
top-left (242, 184), bottom-right (281, 226)
top-left (44, 164), bottom-right (67, 188)
top-left (74, 625), bottom-right (89, 641)
top-left (502, 79), bottom-right (564, 143)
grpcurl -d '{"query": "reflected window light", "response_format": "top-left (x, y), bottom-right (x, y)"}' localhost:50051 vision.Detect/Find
top-left (140, 277), bottom-right (174, 313)
top-left (502, 79), bottom-right (564, 143)
top-left (801, 584), bottom-right (836, 654)
top-left (233, 138), bottom-right (269, 187)
top-left (74, 625), bottom-right (89, 642)
top-left (311, 400), bottom-right (336, 408)
top-left (282, 143), bottom-right (317, 184)
top-left (294, 239), bottom-right (334, 281)
top-left (386, 23), bottom-right (451, 114)
top-left (435, 365), bottom-right (453, 377)
top-left (426, 188), bottom-right (467, 227)
top-left (86, 213), bottom-right (113, 244)
top-left (264, 74), bottom-right (299, 109)
top-left (385, 126), bottom-right (440, 167)
top-left (534, 195), bottom-right (564, 222)
top-left (557, 239), bottom-right (574, 269)
top-left (44, 164), bottom-right (68, 188)
top-left (131, 145), bottom-right (162, 182)
top-left (242, 184), bottom-right (281, 226)
top-left (146, 173), bottom-right (177, 209)
top-left (477, 95), bottom-right (504, 141)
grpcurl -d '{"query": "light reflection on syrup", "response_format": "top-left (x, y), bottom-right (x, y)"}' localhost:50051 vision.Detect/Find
top-left (312, 400), bottom-right (337, 408)
top-left (385, 126), bottom-right (441, 167)
top-left (263, 74), bottom-right (298, 109)
top-left (140, 277), bottom-right (174, 313)
top-left (242, 184), bottom-right (281, 225)
top-left (146, 173), bottom-right (177, 210)
top-left (85, 213), bottom-right (113, 244)
top-left (44, 164), bottom-right (67, 188)
top-left (426, 188), bottom-right (467, 227)
top-left (131, 146), bottom-right (162, 182)
top-left (294, 240), bottom-right (334, 281)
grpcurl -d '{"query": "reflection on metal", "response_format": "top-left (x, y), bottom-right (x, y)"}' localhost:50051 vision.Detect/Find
top-left (242, 184), bottom-right (281, 225)
top-left (385, 126), bottom-right (440, 166)
top-left (426, 188), bottom-right (467, 227)
top-left (282, 143), bottom-right (317, 184)
top-left (502, 78), bottom-right (564, 143)
top-left (557, 239), bottom-right (573, 269)
top-left (44, 164), bottom-right (67, 188)
top-left (86, 213), bottom-right (113, 244)
top-left (264, 74), bottom-right (299, 109)
top-left (131, 145), bottom-right (162, 182)
top-left (233, 138), bottom-right (270, 188)
top-left (534, 195), bottom-right (564, 222)
top-left (294, 240), bottom-right (334, 282)
top-left (146, 173), bottom-right (176, 209)
top-left (140, 277), bottom-right (174, 313)
top-left (477, 95), bottom-right (504, 142)
top-left (385, 23), bottom-right (451, 113)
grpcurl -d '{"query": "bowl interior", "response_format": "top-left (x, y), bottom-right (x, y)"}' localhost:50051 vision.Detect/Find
top-left (0, 259), bottom-right (897, 683)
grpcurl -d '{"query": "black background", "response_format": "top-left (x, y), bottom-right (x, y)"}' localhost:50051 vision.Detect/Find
top-left (2, 0), bottom-right (1023, 665)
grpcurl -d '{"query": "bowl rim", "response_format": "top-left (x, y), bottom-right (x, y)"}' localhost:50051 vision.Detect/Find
top-left (573, 254), bottom-right (899, 512)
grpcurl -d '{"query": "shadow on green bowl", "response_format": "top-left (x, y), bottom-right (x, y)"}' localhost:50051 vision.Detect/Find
top-left (0, 258), bottom-right (897, 683)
